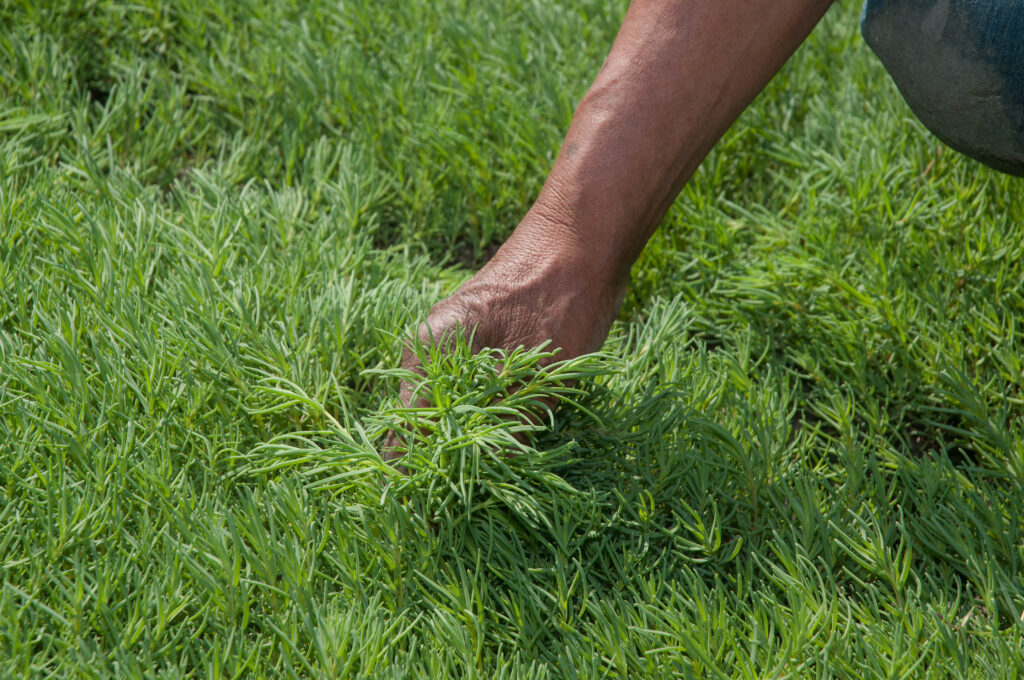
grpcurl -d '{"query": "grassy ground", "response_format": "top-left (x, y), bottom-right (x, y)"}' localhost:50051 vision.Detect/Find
top-left (3, 0), bottom-right (1024, 677)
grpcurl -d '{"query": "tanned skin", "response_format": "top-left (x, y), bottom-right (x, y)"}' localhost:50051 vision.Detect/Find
top-left (388, 0), bottom-right (835, 457)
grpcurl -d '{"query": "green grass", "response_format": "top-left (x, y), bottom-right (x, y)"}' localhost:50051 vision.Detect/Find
top-left (3, 0), bottom-right (1024, 677)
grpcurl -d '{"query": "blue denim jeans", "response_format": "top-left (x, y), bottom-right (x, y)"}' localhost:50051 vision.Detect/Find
top-left (862, 0), bottom-right (1024, 175)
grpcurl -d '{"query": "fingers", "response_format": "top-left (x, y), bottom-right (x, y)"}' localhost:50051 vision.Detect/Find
top-left (383, 308), bottom-right (487, 468)
top-left (381, 286), bottom-right (576, 466)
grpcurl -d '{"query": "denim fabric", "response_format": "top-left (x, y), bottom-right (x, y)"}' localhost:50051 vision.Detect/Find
top-left (862, 0), bottom-right (1024, 175)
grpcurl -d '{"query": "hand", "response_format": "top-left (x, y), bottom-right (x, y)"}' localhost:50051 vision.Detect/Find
top-left (383, 216), bottom-right (626, 463)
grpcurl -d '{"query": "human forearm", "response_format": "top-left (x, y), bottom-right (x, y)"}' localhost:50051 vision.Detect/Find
top-left (507, 0), bottom-right (834, 286)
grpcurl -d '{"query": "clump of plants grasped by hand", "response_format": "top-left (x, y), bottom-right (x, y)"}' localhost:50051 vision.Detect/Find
top-left (374, 335), bottom-right (612, 542)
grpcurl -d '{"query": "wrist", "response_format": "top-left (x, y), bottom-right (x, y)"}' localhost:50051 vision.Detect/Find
top-left (500, 202), bottom-right (633, 292)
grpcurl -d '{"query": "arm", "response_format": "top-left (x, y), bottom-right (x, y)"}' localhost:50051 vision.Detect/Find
top-left (395, 0), bottom-right (834, 423)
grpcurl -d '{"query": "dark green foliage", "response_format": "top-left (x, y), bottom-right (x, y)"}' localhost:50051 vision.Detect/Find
top-left (2, 0), bottom-right (1024, 677)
